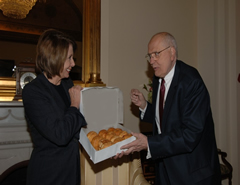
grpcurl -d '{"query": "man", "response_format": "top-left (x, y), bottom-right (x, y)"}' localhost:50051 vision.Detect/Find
top-left (115, 32), bottom-right (221, 184)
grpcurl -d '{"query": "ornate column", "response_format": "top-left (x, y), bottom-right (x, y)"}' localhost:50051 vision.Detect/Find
top-left (82, 0), bottom-right (105, 86)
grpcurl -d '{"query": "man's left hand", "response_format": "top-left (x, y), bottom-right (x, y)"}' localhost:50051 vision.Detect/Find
top-left (113, 132), bottom-right (148, 159)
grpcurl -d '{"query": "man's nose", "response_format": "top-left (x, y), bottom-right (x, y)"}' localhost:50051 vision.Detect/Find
top-left (149, 56), bottom-right (156, 64)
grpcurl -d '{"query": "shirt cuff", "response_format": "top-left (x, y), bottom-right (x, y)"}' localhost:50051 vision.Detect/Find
top-left (146, 145), bottom-right (152, 159)
top-left (139, 103), bottom-right (147, 119)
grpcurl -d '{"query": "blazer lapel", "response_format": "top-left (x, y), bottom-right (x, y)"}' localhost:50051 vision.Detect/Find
top-left (38, 73), bottom-right (68, 110)
top-left (162, 61), bottom-right (180, 129)
top-left (152, 76), bottom-right (160, 134)
top-left (152, 76), bottom-right (159, 114)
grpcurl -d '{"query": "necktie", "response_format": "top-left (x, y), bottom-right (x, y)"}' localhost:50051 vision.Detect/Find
top-left (159, 78), bottom-right (165, 128)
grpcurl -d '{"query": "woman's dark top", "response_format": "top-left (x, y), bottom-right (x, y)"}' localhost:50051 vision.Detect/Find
top-left (22, 73), bottom-right (87, 185)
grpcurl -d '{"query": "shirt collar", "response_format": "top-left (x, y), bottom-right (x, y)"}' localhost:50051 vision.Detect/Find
top-left (159, 63), bottom-right (176, 84)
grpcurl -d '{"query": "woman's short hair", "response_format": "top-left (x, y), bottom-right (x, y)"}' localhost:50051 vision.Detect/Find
top-left (36, 29), bottom-right (77, 78)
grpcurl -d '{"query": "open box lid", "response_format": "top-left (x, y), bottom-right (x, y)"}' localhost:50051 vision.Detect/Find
top-left (79, 87), bottom-right (135, 164)
top-left (79, 87), bottom-right (124, 132)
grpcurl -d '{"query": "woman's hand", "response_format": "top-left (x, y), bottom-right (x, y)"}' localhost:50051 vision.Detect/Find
top-left (69, 85), bottom-right (83, 109)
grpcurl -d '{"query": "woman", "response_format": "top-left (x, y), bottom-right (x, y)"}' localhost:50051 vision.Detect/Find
top-left (22, 29), bottom-right (87, 185)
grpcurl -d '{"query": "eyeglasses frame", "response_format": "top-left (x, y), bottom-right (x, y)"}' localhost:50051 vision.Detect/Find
top-left (145, 46), bottom-right (171, 62)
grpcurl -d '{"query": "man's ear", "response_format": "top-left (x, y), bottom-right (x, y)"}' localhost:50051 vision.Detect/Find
top-left (170, 46), bottom-right (176, 55)
top-left (170, 47), bottom-right (177, 60)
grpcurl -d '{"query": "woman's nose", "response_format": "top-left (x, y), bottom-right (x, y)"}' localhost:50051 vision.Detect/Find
top-left (71, 58), bottom-right (75, 67)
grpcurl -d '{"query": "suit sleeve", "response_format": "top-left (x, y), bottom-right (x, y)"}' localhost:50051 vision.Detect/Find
top-left (22, 81), bottom-right (87, 146)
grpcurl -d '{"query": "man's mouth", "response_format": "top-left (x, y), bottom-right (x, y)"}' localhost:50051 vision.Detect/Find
top-left (153, 66), bottom-right (158, 71)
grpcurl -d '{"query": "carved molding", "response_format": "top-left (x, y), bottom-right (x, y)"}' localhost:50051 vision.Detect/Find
top-left (0, 102), bottom-right (26, 125)
top-left (0, 140), bottom-right (32, 146)
top-left (0, 109), bottom-right (25, 121)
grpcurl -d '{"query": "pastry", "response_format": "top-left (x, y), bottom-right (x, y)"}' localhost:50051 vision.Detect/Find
top-left (87, 127), bottom-right (132, 150)
top-left (98, 129), bottom-right (107, 138)
top-left (114, 128), bottom-right (123, 136)
top-left (99, 138), bottom-right (113, 149)
top-left (119, 130), bottom-right (128, 138)
top-left (123, 134), bottom-right (132, 139)
top-left (105, 132), bottom-right (115, 140)
top-left (91, 135), bottom-right (102, 150)
top-left (87, 131), bottom-right (98, 142)
top-left (113, 137), bottom-right (125, 144)
top-left (107, 127), bottom-right (115, 132)
top-left (110, 135), bottom-right (119, 143)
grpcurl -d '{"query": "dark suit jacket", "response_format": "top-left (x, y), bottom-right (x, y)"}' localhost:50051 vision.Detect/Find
top-left (142, 60), bottom-right (221, 185)
top-left (22, 73), bottom-right (87, 185)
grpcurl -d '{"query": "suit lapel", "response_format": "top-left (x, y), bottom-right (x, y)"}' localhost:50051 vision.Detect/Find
top-left (162, 61), bottom-right (181, 129)
top-left (38, 73), bottom-right (68, 110)
top-left (151, 76), bottom-right (160, 134)
top-left (152, 76), bottom-right (159, 114)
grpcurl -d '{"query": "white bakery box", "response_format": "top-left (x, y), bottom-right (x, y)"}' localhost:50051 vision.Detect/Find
top-left (79, 87), bottom-right (136, 164)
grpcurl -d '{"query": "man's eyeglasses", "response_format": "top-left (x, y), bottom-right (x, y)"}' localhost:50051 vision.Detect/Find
top-left (145, 46), bottom-right (171, 62)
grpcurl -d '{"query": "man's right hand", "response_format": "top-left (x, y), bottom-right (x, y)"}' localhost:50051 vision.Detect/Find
top-left (130, 89), bottom-right (147, 109)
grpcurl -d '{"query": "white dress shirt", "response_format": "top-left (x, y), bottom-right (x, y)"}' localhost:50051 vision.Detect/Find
top-left (140, 64), bottom-right (175, 158)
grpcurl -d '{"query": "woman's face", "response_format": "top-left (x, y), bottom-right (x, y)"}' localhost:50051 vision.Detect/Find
top-left (60, 44), bottom-right (75, 79)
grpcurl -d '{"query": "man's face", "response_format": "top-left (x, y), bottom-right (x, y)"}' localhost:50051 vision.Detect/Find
top-left (148, 36), bottom-right (176, 78)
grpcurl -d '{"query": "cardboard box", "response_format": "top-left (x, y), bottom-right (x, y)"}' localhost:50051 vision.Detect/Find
top-left (79, 87), bottom-right (136, 164)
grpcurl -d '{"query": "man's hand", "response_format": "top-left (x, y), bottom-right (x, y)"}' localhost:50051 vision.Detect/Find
top-left (130, 89), bottom-right (147, 109)
top-left (114, 132), bottom-right (148, 159)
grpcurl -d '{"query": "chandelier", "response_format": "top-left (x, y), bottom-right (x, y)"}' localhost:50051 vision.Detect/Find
top-left (0, 0), bottom-right (44, 19)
